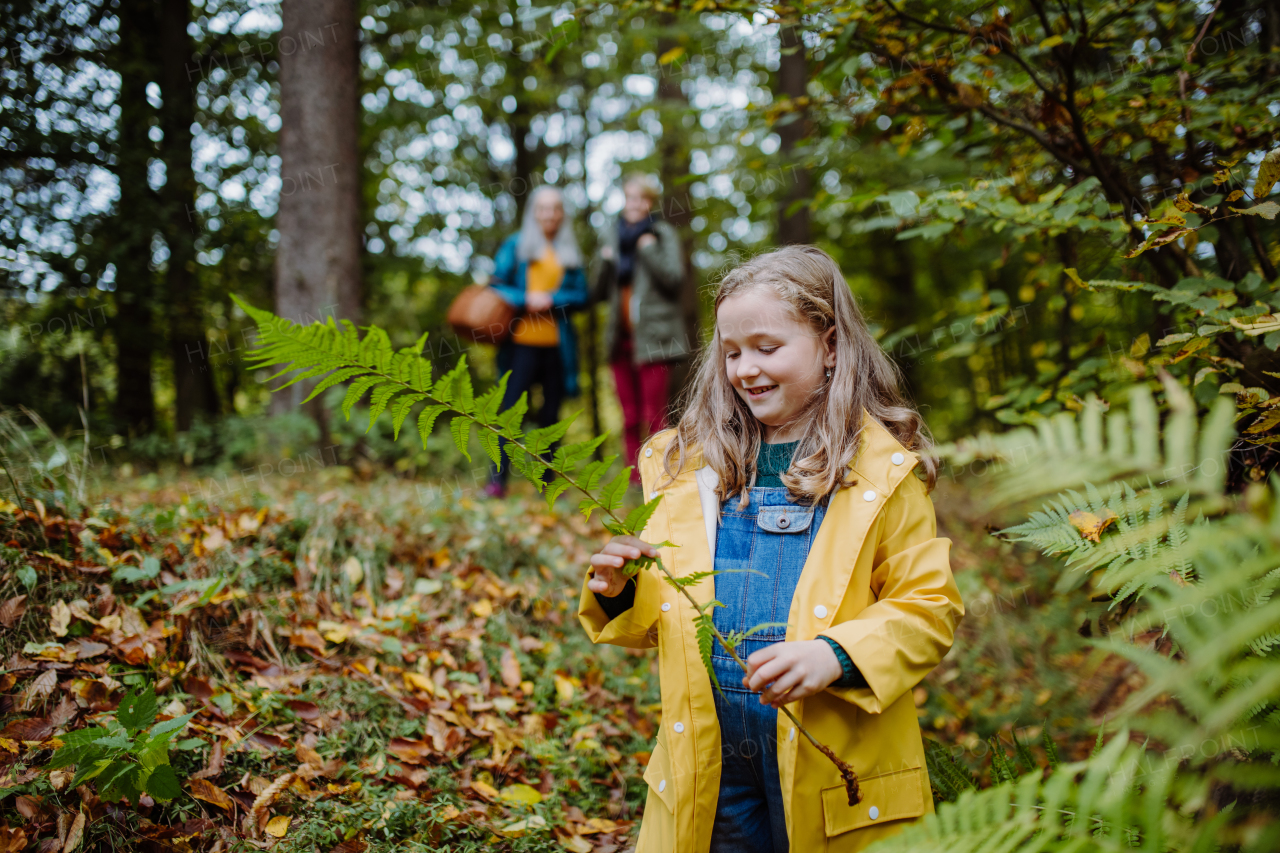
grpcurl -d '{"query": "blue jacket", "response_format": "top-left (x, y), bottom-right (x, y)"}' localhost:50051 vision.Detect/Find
top-left (489, 234), bottom-right (589, 397)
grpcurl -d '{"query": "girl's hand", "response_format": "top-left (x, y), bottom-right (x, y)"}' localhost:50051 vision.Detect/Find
top-left (587, 535), bottom-right (658, 598)
top-left (743, 640), bottom-right (843, 708)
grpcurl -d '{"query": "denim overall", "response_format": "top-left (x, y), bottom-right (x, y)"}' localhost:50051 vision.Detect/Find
top-left (709, 487), bottom-right (828, 853)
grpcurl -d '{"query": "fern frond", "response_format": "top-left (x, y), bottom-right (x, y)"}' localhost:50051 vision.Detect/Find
top-left (694, 611), bottom-right (722, 695)
top-left (924, 738), bottom-right (976, 803)
top-left (1041, 726), bottom-right (1060, 770)
top-left (870, 738), bottom-right (1220, 853)
top-left (934, 386), bottom-right (1235, 506)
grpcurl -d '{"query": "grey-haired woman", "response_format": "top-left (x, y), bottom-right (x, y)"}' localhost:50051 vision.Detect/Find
top-left (484, 186), bottom-right (588, 497)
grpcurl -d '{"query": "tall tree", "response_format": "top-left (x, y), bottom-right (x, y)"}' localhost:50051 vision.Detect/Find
top-left (111, 0), bottom-right (158, 433)
top-left (158, 0), bottom-right (219, 430)
top-left (655, 15), bottom-right (699, 419)
top-left (273, 0), bottom-right (362, 413)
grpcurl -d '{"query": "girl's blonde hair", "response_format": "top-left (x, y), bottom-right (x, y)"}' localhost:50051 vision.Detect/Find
top-left (653, 245), bottom-right (936, 506)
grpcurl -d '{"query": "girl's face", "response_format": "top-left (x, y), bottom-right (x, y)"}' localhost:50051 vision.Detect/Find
top-left (717, 288), bottom-right (835, 443)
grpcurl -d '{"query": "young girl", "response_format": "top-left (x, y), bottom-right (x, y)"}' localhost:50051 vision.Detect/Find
top-left (578, 246), bottom-right (963, 853)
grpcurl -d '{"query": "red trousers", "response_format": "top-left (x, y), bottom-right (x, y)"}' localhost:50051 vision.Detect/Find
top-left (611, 335), bottom-right (671, 484)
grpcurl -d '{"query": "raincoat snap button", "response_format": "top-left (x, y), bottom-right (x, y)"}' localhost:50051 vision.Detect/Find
top-left (673, 722), bottom-right (684, 733)
top-left (777, 516), bottom-right (789, 528)
top-left (659, 780), bottom-right (666, 792)
top-left (863, 490), bottom-right (877, 502)
top-left (661, 603), bottom-right (671, 612)
top-left (868, 806), bottom-right (880, 820)
top-left (813, 605), bottom-right (828, 619)
top-left (891, 452), bottom-right (905, 465)
top-left (644, 448), bottom-right (653, 457)
top-left (789, 728), bottom-right (796, 741)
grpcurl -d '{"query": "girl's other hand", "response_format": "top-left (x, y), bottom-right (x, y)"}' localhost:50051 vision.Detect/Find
top-left (743, 640), bottom-right (843, 708)
top-left (588, 535), bottom-right (658, 598)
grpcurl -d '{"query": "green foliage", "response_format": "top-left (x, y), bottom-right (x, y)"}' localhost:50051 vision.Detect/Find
top-left (875, 385), bottom-right (1280, 851)
top-left (923, 738), bottom-right (976, 803)
top-left (936, 382), bottom-right (1235, 507)
top-left (47, 684), bottom-right (195, 803)
top-left (1002, 486), bottom-right (1199, 601)
top-left (869, 737), bottom-right (1243, 853)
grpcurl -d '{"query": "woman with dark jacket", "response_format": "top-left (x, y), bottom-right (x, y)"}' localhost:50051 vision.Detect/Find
top-left (593, 175), bottom-right (688, 483)
top-left (484, 186), bottom-right (588, 498)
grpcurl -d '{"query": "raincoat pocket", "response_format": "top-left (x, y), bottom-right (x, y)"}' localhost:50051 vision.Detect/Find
top-left (641, 735), bottom-right (676, 813)
top-left (820, 765), bottom-right (926, 837)
top-left (635, 735), bottom-right (679, 853)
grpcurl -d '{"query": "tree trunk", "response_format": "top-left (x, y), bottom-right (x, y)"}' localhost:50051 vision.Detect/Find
top-left (509, 97), bottom-right (542, 224)
top-left (776, 24), bottom-right (811, 245)
top-left (273, 0), bottom-right (363, 415)
top-left (158, 0), bottom-right (219, 430)
top-left (656, 20), bottom-right (699, 422)
top-left (1211, 215), bottom-right (1251, 283)
top-left (111, 0), bottom-right (157, 435)
top-left (876, 240), bottom-right (919, 390)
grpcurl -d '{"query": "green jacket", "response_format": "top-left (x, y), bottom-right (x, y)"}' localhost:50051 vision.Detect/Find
top-left (592, 219), bottom-right (690, 366)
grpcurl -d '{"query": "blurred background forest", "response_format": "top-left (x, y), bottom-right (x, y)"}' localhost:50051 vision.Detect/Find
top-left (5, 0), bottom-right (1276, 475)
top-left (2, 0), bottom-right (1280, 851)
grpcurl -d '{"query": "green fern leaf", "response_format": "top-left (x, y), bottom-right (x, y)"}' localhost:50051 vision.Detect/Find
top-left (452, 361), bottom-right (473, 410)
top-left (433, 357), bottom-right (469, 405)
top-left (923, 737), bottom-right (975, 803)
top-left (664, 569), bottom-right (720, 591)
top-left (478, 373), bottom-right (510, 423)
top-left (526, 414), bottom-right (576, 457)
top-left (694, 611), bottom-right (722, 695)
top-left (417, 404), bottom-right (449, 447)
top-left (1011, 729), bottom-right (1037, 775)
top-left (450, 415), bottom-right (473, 461)
top-left (621, 496), bottom-right (662, 536)
top-left (553, 435), bottom-right (608, 471)
top-left (989, 737), bottom-right (1017, 783)
top-left (390, 393), bottom-right (428, 440)
top-left (366, 384), bottom-right (401, 430)
top-left (545, 479), bottom-right (572, 509)
top-left (473, 385), bottom-right (503, 426)
top-left (342, 376), bottom-right (385, 420)
top-left (478, 427), bottom-right (502, 466)
top-left (600, 468), bottom-right (632, 514)
top-left (580, 458), bottom-right (616, 493)
top-left (301, 366), bottom-right (367, 403)
top-left (496, 393), bottom-right (529, 434)
top-left (1041, 726), bottom-right (1060, 769)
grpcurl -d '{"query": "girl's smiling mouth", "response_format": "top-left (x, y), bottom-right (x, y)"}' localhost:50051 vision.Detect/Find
top-left (745, 384), bottom-right (778, 398)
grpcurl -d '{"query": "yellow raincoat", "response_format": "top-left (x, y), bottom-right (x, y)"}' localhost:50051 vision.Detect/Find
top-left (578, 416), bottom-right (964, 852)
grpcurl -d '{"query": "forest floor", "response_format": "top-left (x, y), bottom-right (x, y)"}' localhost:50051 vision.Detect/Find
top-left (0, 466), bottom-right (1136, 852)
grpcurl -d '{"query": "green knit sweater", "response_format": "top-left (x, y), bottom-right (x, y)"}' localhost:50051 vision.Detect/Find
top-left (755, 440), bottom-right (799, 487)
